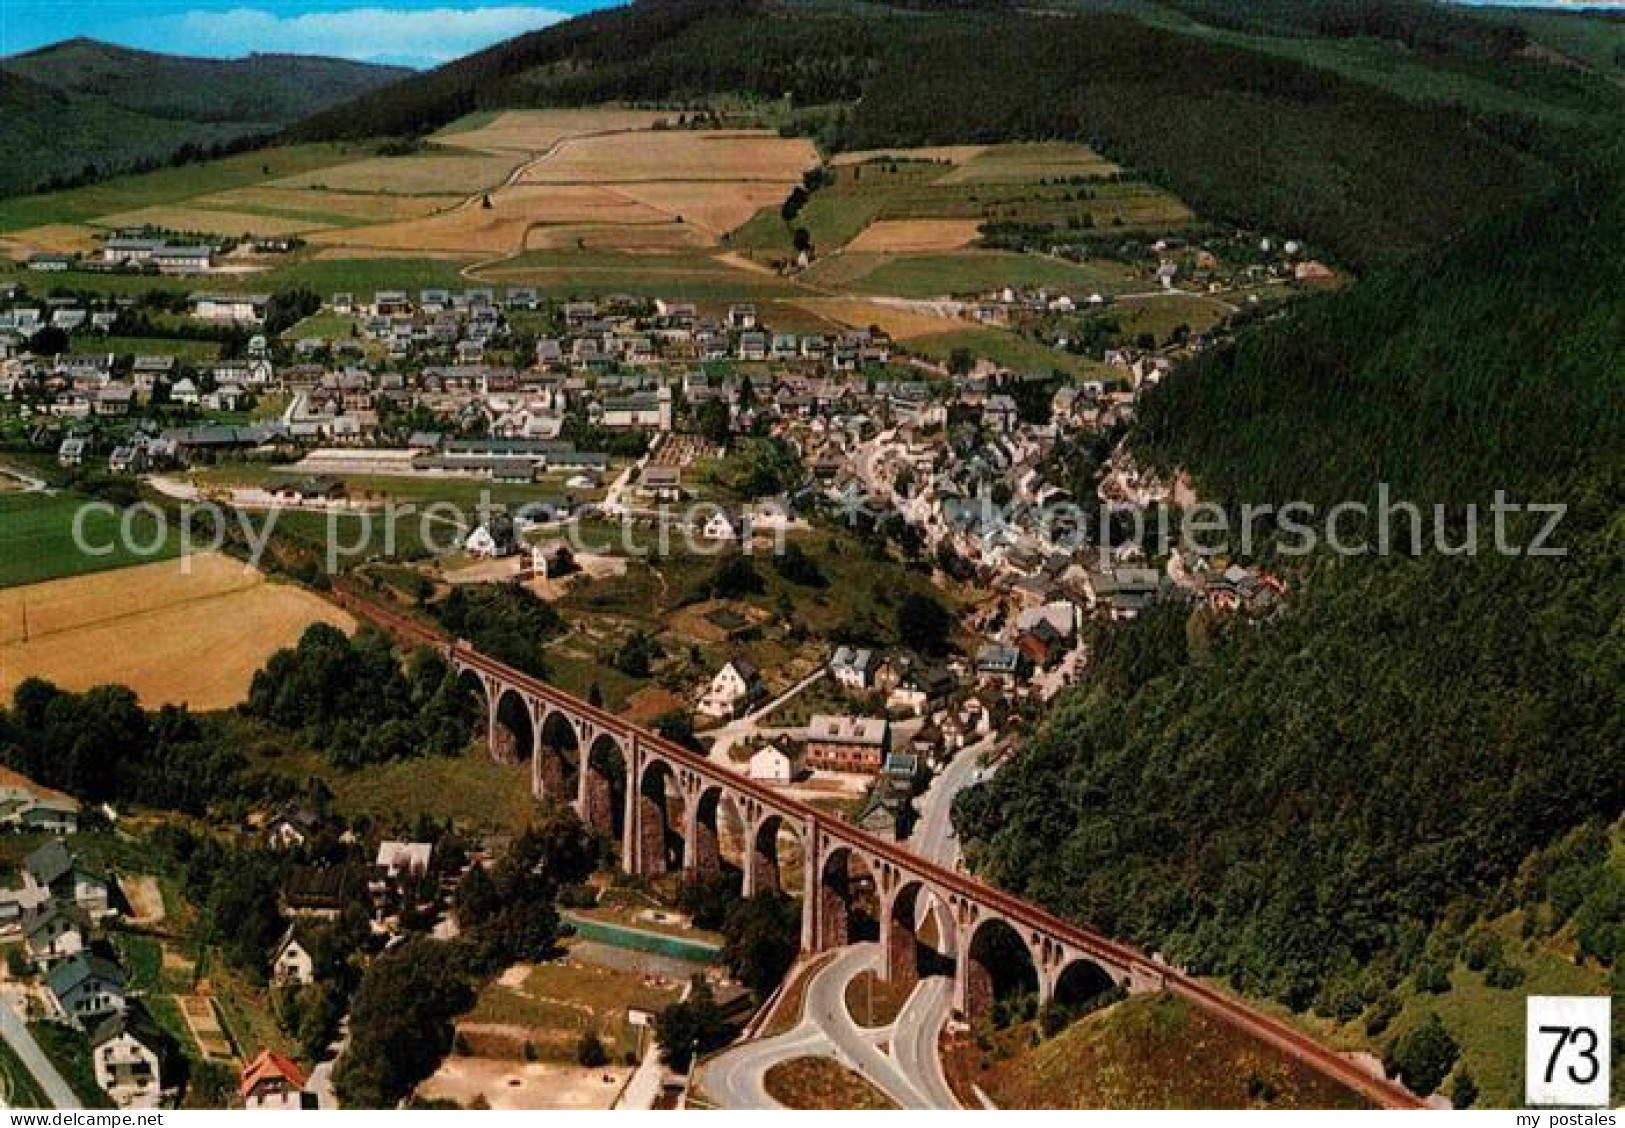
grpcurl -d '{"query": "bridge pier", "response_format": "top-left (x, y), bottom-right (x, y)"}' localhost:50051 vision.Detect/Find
top-left (417, 641), bottom-right (1422, 1110)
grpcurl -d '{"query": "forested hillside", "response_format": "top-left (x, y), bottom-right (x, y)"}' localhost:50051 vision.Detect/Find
top-left (292, 0), bottom-right (1620, 267)
top-left (953, 161), bottom-right (1624, 1094)
top-left (0, 39), bottom-right (407, 198)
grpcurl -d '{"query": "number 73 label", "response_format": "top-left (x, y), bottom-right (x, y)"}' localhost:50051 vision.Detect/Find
top-left (1526, 996), bottom-right (1611, 1107)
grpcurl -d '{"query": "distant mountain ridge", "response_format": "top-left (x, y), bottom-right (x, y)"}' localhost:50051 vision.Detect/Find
top-left (0, 38), bottom-right (410, 199)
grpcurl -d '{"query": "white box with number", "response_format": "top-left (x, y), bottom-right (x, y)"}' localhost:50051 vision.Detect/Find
top-left (1526, 995), bottom-right (1611, 1107)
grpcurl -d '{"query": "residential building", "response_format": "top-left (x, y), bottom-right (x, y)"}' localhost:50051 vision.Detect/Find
top-left (747, 743), bottom-right (803, 784)
top-left (697, 659), bottom-right (764, 720)
top-left (804, 715), bottom-right (890, 774)
top-left (828, 646), bottom-right (879, 691)
top-left (239, 1049), bottom-right (308, 1111)
top-left (23, 900), bottom-right (89, 965)
top-left (270, 925), bottom-right (317, 986)
top-left (91, 1009), bottom-right (170, 1109)
top-left (47, 952), bottom-right (126, 1026)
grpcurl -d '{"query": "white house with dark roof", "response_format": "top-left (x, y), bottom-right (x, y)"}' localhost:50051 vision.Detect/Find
top-left (697, 658), bottom-right (764, 719)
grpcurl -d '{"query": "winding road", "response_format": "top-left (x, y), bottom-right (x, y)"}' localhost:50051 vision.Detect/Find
top-left (698, 736), bottom-right (994, 1109)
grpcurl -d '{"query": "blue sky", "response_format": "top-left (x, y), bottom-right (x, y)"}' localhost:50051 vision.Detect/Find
top-left (0, 0), bottom-right (616, 68)
top-left (1, 1), bottom-right (1619, 70)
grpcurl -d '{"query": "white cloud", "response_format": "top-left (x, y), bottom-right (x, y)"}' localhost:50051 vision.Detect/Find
top-left (141, 5), bottom-right (571, 67)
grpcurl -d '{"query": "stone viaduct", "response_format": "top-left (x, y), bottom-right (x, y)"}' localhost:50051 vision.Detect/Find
top-left (334, 591), bottom-right (1423, 1109)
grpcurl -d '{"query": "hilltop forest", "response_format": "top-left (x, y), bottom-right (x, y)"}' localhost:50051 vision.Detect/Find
top-left (291, 0), bottom-right (1625, 267)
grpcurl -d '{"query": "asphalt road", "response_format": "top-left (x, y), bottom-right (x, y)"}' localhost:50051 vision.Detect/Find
top-left (0, 1000), bottom-right (81, 1110)
top-left (703, 944), bottom-right (940, 1109)
top-left (700, 738), bottom-right (995, 1109)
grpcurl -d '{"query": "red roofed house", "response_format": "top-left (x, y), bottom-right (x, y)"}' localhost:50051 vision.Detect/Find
top-left (240, 1048), bottom-right (307, 1110)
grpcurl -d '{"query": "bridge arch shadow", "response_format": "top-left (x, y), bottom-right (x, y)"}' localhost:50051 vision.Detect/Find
top-left (537, 710), bottom-right (582, 806)
top-left (491, 686), bottom-right (532, 766)
top-left (818, 846), bottom-right (880, 949)
top-left (747, 814), bottom-right (805, 899)
top-left (582, 733), bottom-right (627, 843)
top-left (692, 785), bottom-right (747, 883)
top-left (885, 880), bottom-right (956, 991)
top-left (964, 917), bottom-right (1039, 1027)
top-left (636, 757), bottom-right (686, 876)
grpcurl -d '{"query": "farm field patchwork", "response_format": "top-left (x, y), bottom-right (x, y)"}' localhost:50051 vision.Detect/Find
top-left (731, 142), bottom-right (1185, 265)
top-left (907, 327), bottom-right (1103, 378)
top-left (88, 205), bottom-right (333, 238)
top-left (200, 185), bottom-right (464, 222)
top-left (0, 551), bottom-right (354, 709)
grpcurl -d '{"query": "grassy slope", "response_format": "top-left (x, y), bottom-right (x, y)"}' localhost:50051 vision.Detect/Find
top-left (0, 143), bottom-right (363, 232)
top-left (0, 492), bottom-right (180, 588)
top-left (968, 994), bottom-right (1370, 1109)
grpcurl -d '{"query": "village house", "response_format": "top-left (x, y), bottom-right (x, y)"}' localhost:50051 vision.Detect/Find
top-left (281, 865), bottom-right (355, 919)
top-left (239, 1049), bottom-right (308, 1111)
top-left (271, 924), bottom-right (317, 986)
top-left (701, 507), bottom-right (748, 541)
top-left (697, 658), bottom-right (764, 719)
top-left (885, 662), bottom-right (956, 716)
top-left (265, 804), bottom-right (325, 850)
top-left (47, 952), bottom-right (127, 1027)
top-left (0, 766), bottom-right (80, 834)
top-left (828, 646), bottom-right (880, 691)
top-left (465, 514), bottom-right (518, 558)
top-left (92, 1009), bottom-right (171, 1109)
top-left (374, 841), bottom-right (433, 885)
top-left (638, 465), bottom-right (683, 501)
top-left (23, 900), bottom-right (89, 965)
top-left (804, 714), bottom-right (890, 774)
top-left (153, 245), bottom-right (213, 274)
top-left (975, 643), bottom-right (1025, 685)
top-left (747, 743), bottom-right (803, 785)
top-left (189, 293), bottom-right (268, 325)
top-left (25, 841), bottom-right (110, 917)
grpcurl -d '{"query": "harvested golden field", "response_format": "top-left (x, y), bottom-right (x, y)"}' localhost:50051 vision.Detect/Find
top-left (608, 179), bottom-right (791, 235)
top-left (277, 153), bottom-right (521, 195)
top-left (0, 553), bottom-right (353, 710)
top-left (845, 218), bottom-right (983, 253)
top-left (790, 297), bottom-right (962, 340)
top-left (0, 224), bottom-right (101, 256)
top-left (938, 142), bottom-right (1120, 184)
top-left (312, 183), bottom-right (683, 255)
top-left (500, 184), bottom-right (668, 224)
top-left (520, 130), bottom-right (815, 185)
top-left (830, 145), bottom-right (987, 167)
top-left (199, 186), bottom-right (462, 222)
top-left (88, 206), bottom-right (328, 237)
top-left (524, 221), bottom-right (710, 252)
top-left (436, 108), bottom-right (670, 154)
